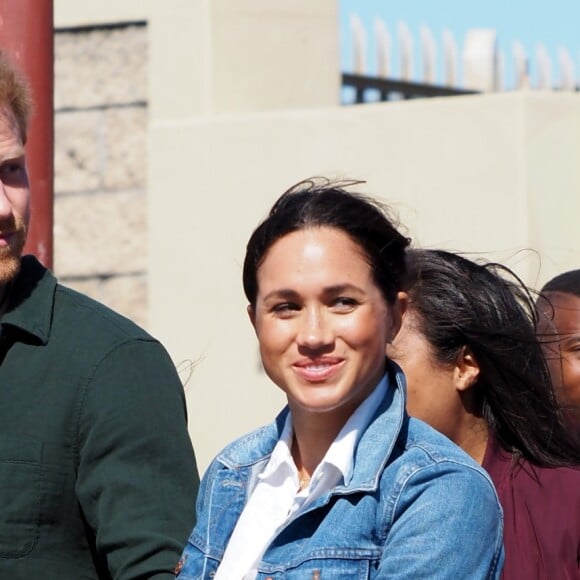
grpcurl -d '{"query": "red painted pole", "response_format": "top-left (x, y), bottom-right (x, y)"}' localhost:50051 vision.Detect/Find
top-left (0, 0), bottom-right (54, 269)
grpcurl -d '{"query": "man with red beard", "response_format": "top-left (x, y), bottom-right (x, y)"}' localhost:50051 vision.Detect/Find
top-left (538, 269), bottom-right (580, 432)
top-left (0, 51), bottom-right (198, 579)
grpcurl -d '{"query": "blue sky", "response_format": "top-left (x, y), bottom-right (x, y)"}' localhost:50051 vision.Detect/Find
top-left (339, 0), bottom-right (580, 89)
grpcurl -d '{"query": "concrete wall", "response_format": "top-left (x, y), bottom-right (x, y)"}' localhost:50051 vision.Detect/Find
top-left (53, 0), bottom-right (339, 331)
top-left (147, 0), bottom-right (339, 122)
top-left (53, 22), bottom-right (149, 326)
top-left (149, 92), bottom-right (580, 470)
top-left (55, 0), bottom-right (148, 27)
top-left (53, 1), bottom-right (579, 471)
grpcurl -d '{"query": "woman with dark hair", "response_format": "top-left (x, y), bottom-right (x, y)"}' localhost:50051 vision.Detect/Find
top-left (388, 249), bottom-right (580, 580)
top-left (176, 180), bottom-right (504, 579)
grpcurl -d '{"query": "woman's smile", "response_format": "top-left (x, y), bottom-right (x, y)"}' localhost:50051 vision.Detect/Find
top-left (249, 226), bottom-right (404, 420)
top-left (292, 357), bottom-right (346, 382)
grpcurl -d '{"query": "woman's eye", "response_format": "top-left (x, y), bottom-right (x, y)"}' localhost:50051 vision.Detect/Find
top-left (333, 297), bottom-right (358, 309)
top-left (272, 303), bottom-right (299, 316)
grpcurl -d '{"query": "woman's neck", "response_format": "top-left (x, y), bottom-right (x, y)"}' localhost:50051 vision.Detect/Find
top-left (290, 407), bottom-right (351, 478)
top-left (455, 415), bottom-right (489, 464)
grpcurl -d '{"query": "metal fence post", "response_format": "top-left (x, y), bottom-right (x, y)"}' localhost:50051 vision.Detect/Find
top-left (0, 0), bottom-right (54, 269)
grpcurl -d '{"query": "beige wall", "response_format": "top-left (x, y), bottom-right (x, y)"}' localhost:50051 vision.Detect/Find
top-left (147, 0), bottom-right (339, 122)
top-left (149, 92), bottom-right (580, 470)
top-left (525, 96), bottom-right (580, 275)
top-left (55, 0), bottom-right (149, 27)
top-left (53, 1), bottom-right (339, 333)
top-left (54, 1), bottom-right (579, 471)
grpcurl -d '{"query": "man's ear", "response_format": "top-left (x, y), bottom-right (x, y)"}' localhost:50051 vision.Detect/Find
top-left (387, 291), bottom-right (408, 344)
top-left (454, 346), bottom-right (480, 391)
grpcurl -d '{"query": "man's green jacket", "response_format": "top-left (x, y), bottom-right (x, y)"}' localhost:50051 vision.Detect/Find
top-left (0, 256), bottom-right (199, 579)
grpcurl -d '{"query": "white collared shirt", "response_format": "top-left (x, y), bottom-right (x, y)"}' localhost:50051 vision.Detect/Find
top-left (214, 375), bottom-right (388, 580)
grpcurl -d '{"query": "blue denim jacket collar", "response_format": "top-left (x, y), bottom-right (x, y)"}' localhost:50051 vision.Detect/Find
top-left (178, 359), bottom-right (505, 578)
top-left (215, 361), bottom-right (406, 497)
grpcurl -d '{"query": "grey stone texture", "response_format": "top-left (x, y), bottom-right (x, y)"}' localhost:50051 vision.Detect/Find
top-left (54, 189), bottom-right (147, 277)
top-left (54, 106), bottom-right (147, 194)
top-left (54, 25), bottom-right (147, 110)
top-left (54, 23), bottom-right (149, 325)
top-left (54, 110), bottom-right (102, 193)
top-left (103, 107), bottom-right (147, 190)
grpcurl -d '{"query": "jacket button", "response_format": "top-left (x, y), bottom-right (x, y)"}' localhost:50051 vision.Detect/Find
top-left (174, 557), bottom-right (185, 574)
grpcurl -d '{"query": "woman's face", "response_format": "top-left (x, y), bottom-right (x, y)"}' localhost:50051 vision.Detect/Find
top-left (388, 314), bottom-right (464, 439)
top-left (249, 226), bottom-right (405, 423)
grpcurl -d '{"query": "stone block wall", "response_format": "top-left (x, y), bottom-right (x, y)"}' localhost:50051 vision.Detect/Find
top-left (53, 23), bottom-right (148, 327)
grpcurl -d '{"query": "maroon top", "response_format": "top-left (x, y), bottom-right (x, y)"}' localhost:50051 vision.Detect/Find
top-left (482, 435), bottom-right (580, 579)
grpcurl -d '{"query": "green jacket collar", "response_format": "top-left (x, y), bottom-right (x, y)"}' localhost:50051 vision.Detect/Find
top-left (1, 255), bottom-right (56, 345)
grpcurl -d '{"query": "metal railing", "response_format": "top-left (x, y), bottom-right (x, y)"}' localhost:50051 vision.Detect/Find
top-left (345, 15), bottom-right (580, 100)
top-left (342, 72), bottom-right (479, 103)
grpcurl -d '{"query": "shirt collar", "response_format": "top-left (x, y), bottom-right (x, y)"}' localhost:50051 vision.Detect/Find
top-left (325, 374), bottom-right (388, 484)
top-left (1, 255), bottom-right (56, 345)
top-left (260, 375), bottom-right (389, 485)
top-left (258, 414), bottom-right (294, 481)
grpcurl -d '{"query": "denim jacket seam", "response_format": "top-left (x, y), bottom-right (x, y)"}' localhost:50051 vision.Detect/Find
top-left (382, 455), bottom-right (502, 532)
top-left (258, 547), bottom-right (383, 573)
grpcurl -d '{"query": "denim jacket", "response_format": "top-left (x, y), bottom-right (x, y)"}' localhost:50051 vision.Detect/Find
top-left (177, 364), bottom-right (504, 579)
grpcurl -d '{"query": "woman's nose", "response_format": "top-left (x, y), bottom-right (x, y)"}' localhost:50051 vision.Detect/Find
top-left (296, 307), bottom-right (333, 350)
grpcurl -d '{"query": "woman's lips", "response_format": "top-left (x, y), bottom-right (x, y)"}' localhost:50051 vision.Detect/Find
top-left (292, 358), bottom-right (345, 382)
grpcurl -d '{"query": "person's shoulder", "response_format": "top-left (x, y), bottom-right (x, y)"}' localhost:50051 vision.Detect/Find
top-left (387, 417), bottom-right (498, 495)
top-left (506, 460), bottom-right (580, 532)
top-left (517, 460), bottom-right (580, 495)
top-left (403, 417), bottom-right (483, 468)
top-left (206, 409), bottom-right (288, 474)
top-left (379, 418), bottom-right (501, 517)
top-left (53, 282), bottom-right (153, 343)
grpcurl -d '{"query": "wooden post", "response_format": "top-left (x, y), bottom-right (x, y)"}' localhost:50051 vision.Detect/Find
top-left (513, 41), bottom-right (530, 90)
top-left (463, 29), bottom-right (498, 92)
top-left (375, 18), bottom-right (390, 78)
top-left (350, 14), bottom-right (367, 75)
top-left (420, 25), bottom-right (436, 84)
top-left (536, 45), bottom-right (552, 90)
top-left (558, 48), bottom-right (575, 91)
top-left (398, 21), bottom-right (413, 82)
top-left (443, 29), bottom-right (458, 87)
